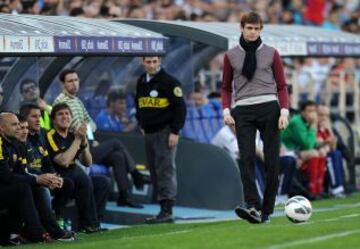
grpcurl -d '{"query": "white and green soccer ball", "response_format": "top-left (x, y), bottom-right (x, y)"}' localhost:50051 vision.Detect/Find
top-left (284, 195), bottom-right (312, 223)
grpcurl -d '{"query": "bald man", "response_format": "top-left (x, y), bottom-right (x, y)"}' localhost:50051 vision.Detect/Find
top-left (0, 112), bottom-right (74, 242)
top-left (0, 112), bottom-right (51, 243)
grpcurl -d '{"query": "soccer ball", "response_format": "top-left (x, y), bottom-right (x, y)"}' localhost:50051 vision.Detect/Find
top-left (284, 196), bottom-right (312, 223)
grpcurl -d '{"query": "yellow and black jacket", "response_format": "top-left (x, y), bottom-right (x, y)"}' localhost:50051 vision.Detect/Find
top-left (0, 136), bottom-right (37, 185)
top-left (135, 69), bottom-right (186, 134)
top-left (45, 129), bottom-right (80, 172)
top-left (26, 129), bottom-right (55, 174)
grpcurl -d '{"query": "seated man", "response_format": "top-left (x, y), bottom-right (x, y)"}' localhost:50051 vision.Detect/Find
top-left (18, 104), bottom-right (75, 220)
top-left (0, 112), bottom-right (73, 242)
top-left (317, 104), bottom-right (345, 196)
top-left (55, 69), bottom-right (149, 208)
top-left (19, 79), bottom-right (52, 130)
top-left (95, 90), bottom-right (137, 132)
top-left (281, 100), bottom-right (327, 198)
top-left (45, 103), bottom-right (107, 233)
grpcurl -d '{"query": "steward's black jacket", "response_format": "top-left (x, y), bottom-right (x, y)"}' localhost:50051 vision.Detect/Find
top-left (135, 69), bottom-right (186, 134)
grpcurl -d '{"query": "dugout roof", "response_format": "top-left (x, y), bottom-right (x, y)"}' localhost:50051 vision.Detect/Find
top-left (116, 20), bottom-right (360, 57)
top-left (0, 14), bottom-right (167, 56)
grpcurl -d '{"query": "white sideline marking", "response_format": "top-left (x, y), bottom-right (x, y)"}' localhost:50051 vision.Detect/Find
top-left (321, 213), bottom-right (360, 223)
top-left (272, 212), bottom-right (360, 227)
top-left (120, 229), bottom-right (192, 241)
top-left (265, 229), bottom-right (360, 249)
top-left (340, 213), bottom-right (360, 218)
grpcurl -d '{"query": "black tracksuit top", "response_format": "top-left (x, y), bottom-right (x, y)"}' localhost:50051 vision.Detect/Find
top-left (135, 69), bottom-right (186, 134)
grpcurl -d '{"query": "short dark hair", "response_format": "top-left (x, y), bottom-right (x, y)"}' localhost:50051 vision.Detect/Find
top-left (16, 113), bottom-right (27, 123)
top-left (142, 56), bottom-right (161, 61)
top-left (59, 69), bottom-right (77, 83)
top-left (20, 79), bottom-right (36, 94)
top-left (207, 91), bottom-right (221, 99)
top-left (241, 12), bottom-right (263, 29)
top-left (300, 100), bottom-right (316, 112)
top-left (19, 103), bottom-right (40, 119)
top-left (50, 103), bottom-right (72, 121)
top-left (106, 90), bottom-right (125, 107)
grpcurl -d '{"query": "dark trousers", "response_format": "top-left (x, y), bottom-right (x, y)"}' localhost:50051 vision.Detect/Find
top-left (58, 166), bottom-right (98, 228)
top-left (278, 156), bottom-right (297, 195)
top-left (145, 127), bottom-right (177, 202)
top-left (0, 183), bottom-right (45, 242)
top-left (232, 101), bottom-right (280, 215)
top-left (91, 175), bottom-right (111, 220)
top-left (31, 186), bottom-right (63, 238)
top-left (326, 150), bottom-right (345, 191)
top-left (52, 177), bottom-right (74, 217)
top-left (91, 139), bottom-right (135, 193)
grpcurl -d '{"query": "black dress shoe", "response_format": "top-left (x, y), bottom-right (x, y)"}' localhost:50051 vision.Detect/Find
top-left (145, 211), bottom-right (174, 224)
top-left (234, 206), bottom-right (261, 224)
top-left (117, 198), bottom-right (144, 209)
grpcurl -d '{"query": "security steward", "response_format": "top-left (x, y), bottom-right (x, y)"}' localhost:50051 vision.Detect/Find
top-left (136, 56), bottom-right (186, 224)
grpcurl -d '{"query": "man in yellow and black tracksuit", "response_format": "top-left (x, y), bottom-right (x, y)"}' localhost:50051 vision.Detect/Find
top-left (136, 57), bottom-right (186, 224)
top-left (0, 112), bottom-right (62, 243)
top-left (20, 103), bottom-right (74, 219)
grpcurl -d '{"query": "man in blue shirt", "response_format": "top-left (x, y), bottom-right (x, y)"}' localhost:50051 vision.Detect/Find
top-left (96, 90), bottom-right (136, 133)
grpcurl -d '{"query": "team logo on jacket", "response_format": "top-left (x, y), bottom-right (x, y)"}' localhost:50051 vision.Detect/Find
top-left (150, 90), bottom-right (158, 97)
top-left (39, 146), bottom-right (45, 155)
top-left (173, 87), bottom-right (183, 97)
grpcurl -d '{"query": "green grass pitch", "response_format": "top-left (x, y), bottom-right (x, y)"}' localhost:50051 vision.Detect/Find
top-left (23, 193), bottom-right (360, 249)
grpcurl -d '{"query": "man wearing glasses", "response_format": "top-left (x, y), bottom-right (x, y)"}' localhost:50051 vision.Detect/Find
top-left (20, 79), bottom-right (52, 130)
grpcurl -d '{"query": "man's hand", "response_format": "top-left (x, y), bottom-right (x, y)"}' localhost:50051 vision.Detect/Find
top-left (36, 174), bottom-right (64, 189)
top-left (224, 114), bottom-right (235, 127)
top-left (49, 175), bottom-right (63, 189)
top-left (168, 133), bottom-right (179, 149)
top-left (37, 98), bottom-right (47, 110)
top-left (36, 174), bottom-right (53, 186)
top-left (75, 122), bottom-right (87, 140)
top-left (278, 115), bottom-right (289, 130)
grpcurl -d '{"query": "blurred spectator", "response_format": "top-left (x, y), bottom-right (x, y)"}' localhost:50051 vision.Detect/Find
top-left (0, 0), bottom-right (357, 35)
top-left (20, 79), bottom-right (52, 130)
top-left (281, 100), bottom-right (327, 198)
top-left (322, 8), bottom-right (341, 30)
top-left (95, 90), bottom-right (137, 133)
top-left (296, 58), bottom-right (332, 102)
top-left (189, 87), bottom-right (208, 108)
top-left (83, 0), bottom-right (102, 18)
top-left (303, 0), bottom-right (326, 25)
top-left (317, 104), bottom-right (345, 197)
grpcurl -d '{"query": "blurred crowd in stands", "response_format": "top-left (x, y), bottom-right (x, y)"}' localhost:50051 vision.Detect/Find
top-left (0, 0), bottom-right (359, 33)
